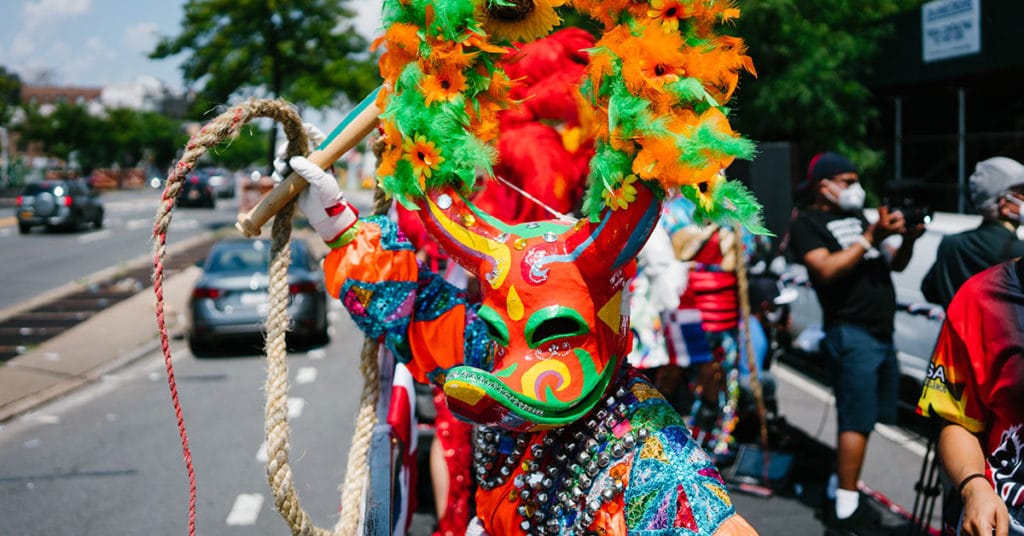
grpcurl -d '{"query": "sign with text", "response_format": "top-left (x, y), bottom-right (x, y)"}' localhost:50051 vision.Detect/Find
top-left (922, 0), bottom-right (981, 62)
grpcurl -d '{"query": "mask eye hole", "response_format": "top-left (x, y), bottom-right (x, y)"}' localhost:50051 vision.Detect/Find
top-left (477, 306), bottom-right (509, 346)
top-left (525, 306), bottom-right (589, 349)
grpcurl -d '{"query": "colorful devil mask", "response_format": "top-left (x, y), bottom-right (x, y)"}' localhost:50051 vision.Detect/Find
top-left (373, 0), bottom-right (765, 429)
top-left (415, 183), bottom-right (660, 430)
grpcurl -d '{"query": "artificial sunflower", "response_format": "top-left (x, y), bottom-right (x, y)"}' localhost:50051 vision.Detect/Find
top-left (692, 172), bottom-right (725, 212)
top-left (403, 134), bottom-right (446, 179)
top-left (482, 0), bottom-right (565, 43)
top-left (602, 173), bottom-right (639, 210)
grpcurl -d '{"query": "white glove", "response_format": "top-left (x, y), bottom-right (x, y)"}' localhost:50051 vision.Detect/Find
top-left (292, 155), bottom-right (359, 243)
top-left (271, 122), bottom-right (328, 183)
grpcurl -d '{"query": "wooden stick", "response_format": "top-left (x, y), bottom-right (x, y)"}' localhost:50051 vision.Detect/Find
top-left (235, 102), bottom-right (381, 237)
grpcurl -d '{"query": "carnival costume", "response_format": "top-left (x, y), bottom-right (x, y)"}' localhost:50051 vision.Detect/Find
top-left (293, 0), bottom-right (768, 533)
top-left (662, 196), bottom-right (757, 458)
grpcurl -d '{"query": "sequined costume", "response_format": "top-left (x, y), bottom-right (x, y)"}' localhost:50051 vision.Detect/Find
top-left (661, 197), bottom-right (755, 458)
top-left (323, 215), bottom-right (749, 535)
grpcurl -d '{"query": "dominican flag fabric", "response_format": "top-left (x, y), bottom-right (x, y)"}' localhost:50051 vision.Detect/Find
top-left (663, 308), bottom-right (713, 366)
top-left (388, 363), bottom-right (419, 535)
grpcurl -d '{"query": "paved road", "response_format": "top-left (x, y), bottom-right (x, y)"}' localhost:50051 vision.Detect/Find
top-left (0, 189), bottom-right (239, 313)
top-left (0, 299), bottom-right (365, 535)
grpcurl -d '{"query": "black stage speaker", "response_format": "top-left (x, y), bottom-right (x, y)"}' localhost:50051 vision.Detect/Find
top-left (727, 142), bottom-right (797, 252)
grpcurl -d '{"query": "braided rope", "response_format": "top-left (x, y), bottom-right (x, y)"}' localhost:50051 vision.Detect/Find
top-left (334, 141), bottom-right (392, 534)
top-left (733, 224), bottom-right (770, 452)
top-left (153, 98), bottom-right (375, 536)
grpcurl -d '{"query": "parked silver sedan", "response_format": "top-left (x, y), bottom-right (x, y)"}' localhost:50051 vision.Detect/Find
top-left (187, 238), bottom-right (329, 356)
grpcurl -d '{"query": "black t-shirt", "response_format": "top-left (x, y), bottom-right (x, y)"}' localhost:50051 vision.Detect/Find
top-left (920, 220), bottom-right (1024, 310)
top-left (788, 209), bottom-right (896, 339)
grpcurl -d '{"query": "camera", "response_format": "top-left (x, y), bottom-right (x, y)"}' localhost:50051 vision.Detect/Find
top-left (883, 181), bottom-right (934, 227)
top-left (884, 194), bottom-right (933, 227)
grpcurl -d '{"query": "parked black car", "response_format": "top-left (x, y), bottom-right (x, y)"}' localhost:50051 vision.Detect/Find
top-left (15, 179), bottom-right (104, 234)
top-left (176, 172), bottom-right (217, 208)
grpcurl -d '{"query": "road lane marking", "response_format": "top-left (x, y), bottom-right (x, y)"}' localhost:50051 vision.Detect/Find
top-left (287, 397), bottom-right (305, 419)
top-left (225, 493), bottom-right (264, 526)
top-left (256, 441), bottom-right (268, 463)
top-left (0, 216), bottom-right (16, 227)
top-left (296, 367), bottom-right (317, 384)
top-left (171, 219), bottom-right (200, 230)
top-left (307, 349), bottom-right (326, 360)
top-left (126, 219), bottom-right (151, 231)
top-left (78, 229), bottom-right (112, 243)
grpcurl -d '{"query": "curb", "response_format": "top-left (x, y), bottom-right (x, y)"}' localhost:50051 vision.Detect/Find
top-left (0, 232), bottom-right (214, 325)
top-left (0, 265), bottom-right (202, 423)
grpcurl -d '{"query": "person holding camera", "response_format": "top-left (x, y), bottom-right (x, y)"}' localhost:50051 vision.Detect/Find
top-left (921, 156), bottom-right (1024, 310)
top-left (788, 151), bottom-right (924, 535)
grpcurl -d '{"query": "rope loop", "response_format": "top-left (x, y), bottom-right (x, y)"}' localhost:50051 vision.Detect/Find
top-left (152, 98), bottom-right (377, 536)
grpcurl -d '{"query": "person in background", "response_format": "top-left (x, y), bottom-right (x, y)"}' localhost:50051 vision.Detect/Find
top-left (921, 156), bottom-right (1024, 310)
top-left (917, 258), bottom-right (1024, 536)
top-left (787, 151), bottom-right (924, 535)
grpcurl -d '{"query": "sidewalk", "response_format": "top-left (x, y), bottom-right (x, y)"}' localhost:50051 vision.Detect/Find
top-left (0, 254), bottom-right (202, 423)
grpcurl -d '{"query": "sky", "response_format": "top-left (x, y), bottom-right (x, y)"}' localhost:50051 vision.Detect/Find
top-left (0, 0), bottom-right (385, 91)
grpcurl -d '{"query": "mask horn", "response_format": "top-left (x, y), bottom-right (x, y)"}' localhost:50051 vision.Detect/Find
top-left (414, 187), bottom-right (512, 288)
top-left (563, 180), bottom-right (661, 277)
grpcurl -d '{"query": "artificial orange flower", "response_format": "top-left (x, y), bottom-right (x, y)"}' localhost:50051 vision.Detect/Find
top-left (402, 134), bottom-right (446, 179)
top-left (463, 30), bottom-right (509, 55)
top-left (427, 38), bottom-right (478, 71)
top-left (647, 0), bottom-right (693, 33)
top-left (602, 173), bottom-right (639, 210)
top-left (376, 119), bottom-right (404, 177)
top-left (421, 68), bottom-right (469, 106)
top-left (469, 98), bottom-right (502, 142)
top-left (617, 24), bottom-right (688, 100)
top-left (572, 0), bottom-right (634, 28)
top-left (376, 23), bottom-right (421, 82)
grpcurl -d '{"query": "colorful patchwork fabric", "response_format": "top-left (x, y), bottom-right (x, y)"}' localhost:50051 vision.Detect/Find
top-left (472, 370), bottom-right (735, 535)
top-left (325, 216), bottom-right (491, 384)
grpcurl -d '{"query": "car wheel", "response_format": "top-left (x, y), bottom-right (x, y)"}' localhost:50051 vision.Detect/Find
top-left (310, 324), bottom-right (330, 347)
top-left (188, 336), bottom-right (213, 357)
top-left (18, 223), bottom-right (30, 234)
top-left (93, 210), bottom-right (104, 229)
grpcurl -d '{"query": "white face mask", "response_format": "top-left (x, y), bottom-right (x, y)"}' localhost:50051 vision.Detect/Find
top-left (825, 181), bottom-right (866, 212)
top-left (1004, 194), bottom-right (1024, 223)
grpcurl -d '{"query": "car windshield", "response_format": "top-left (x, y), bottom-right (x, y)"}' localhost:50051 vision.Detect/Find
top-left (205, 242), bottom-right (310, 273)
top-left (20, 182), bottom-right (61, 195)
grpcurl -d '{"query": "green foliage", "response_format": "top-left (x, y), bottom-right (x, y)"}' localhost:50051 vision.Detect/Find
top-left (13, 103), bottom-right (186, 173)
top-left (151, 0), bottom-right (381, 115)
top-left (0, 66), bottom-right (21, 126)
top-left (729, 0), bottom-right (925, 174)
top-left (206, 125), bottom-right (270, 169)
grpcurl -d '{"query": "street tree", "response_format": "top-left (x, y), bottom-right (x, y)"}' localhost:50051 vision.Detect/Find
top-left (729, 0), bottom-right (925, 175)
top-left (206, 125), bottom-right (270, 170)
top-left (150, 0), bottom-right (380, 165)
top-left (0, 66), bottom-right (21, 126)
